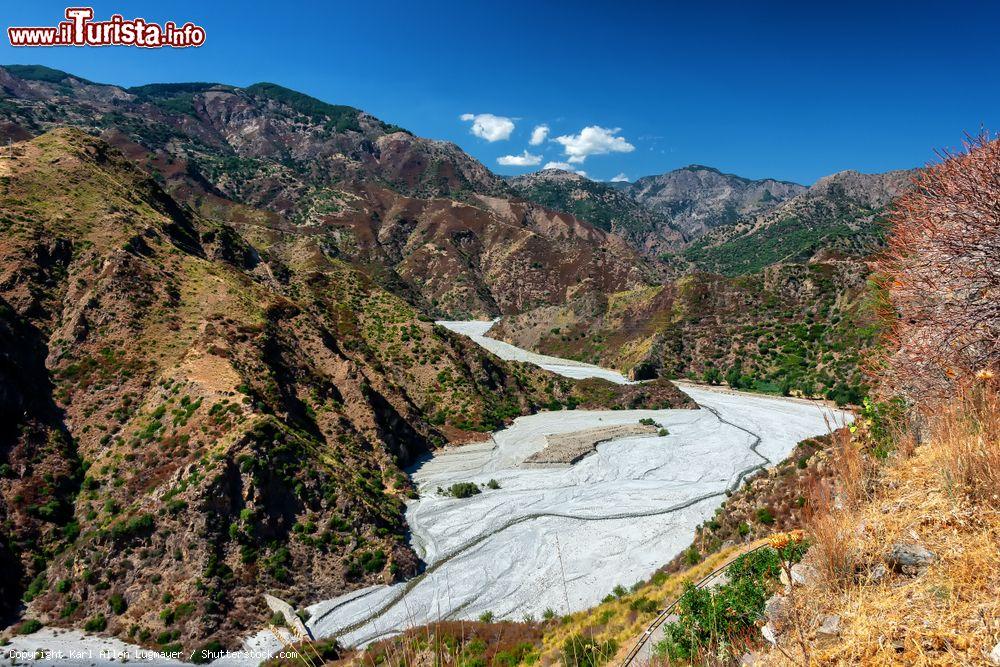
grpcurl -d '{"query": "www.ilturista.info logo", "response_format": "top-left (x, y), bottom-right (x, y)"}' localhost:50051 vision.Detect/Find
top-left (8, 7), bottom-right (205, 48)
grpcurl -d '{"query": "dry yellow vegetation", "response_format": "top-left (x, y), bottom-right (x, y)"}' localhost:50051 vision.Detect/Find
top-left (755, 384), bottom-right (1000, 666)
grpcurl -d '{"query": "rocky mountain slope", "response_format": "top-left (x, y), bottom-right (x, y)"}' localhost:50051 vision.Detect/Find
top-left (507, 169), bottom-right (687, 257)
top-left (626, 165), bottom-right (806, 238)
top-left (492, 261), bottom-right (876, 404)
top-left (676, 169), bottom-right (915, 275)
top-left (0, 65), bottom-right (650, 317)
top-left (0, 129), bottom-right (688, 652)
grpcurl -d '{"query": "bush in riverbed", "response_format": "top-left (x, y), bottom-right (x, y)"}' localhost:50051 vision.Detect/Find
top-left (17, 619), bottom-right (43, 634)
top-left (447, 482), bottom-right (481, 498)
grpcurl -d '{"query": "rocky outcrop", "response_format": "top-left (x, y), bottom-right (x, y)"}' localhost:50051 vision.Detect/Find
top-left (885, 542), bottom-right (936, 575)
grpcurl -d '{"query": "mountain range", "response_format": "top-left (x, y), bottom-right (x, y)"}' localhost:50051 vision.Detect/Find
top-left (0, 65), bottom-right (651, 318)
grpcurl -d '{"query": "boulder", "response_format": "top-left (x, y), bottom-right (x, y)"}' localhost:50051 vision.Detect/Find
top-left (990, 640), bottom-right (1000, 665)
top-left (817, 614), bottom-right (841, 638)
top-left (765, 594), bottom-right (788, 621)
top-left (264, 593), bottom-right (313, 640)
top-left (885, 542), bottom-right (936, 575)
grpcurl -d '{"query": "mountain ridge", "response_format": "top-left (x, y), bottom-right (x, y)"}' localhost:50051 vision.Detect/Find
top-left (0, 65), bottom-right (653, 318)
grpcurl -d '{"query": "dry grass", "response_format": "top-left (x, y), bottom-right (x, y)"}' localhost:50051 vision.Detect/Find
top-left (803, 482), bottom-right (856, 592)
top-left (758, 385), bottom-right (1000, 666)
top-left (930, 382), bottom-right (1000, 505)
top-left (800, 428), bottom-right (872, 592)
top-left (825, 427), bottom-right (874, 511)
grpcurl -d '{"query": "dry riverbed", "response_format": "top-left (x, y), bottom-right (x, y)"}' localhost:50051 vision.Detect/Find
top-left (301, 322), bottom-right (850, 647)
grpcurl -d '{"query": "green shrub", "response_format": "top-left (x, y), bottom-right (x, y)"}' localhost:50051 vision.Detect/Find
top-left (629, 596), bottom-right (659, 613)
top-left (756, 507), bottom-right (775, 525)
top-left (17, 619), bottom-right (43, 634)
top-left (23, 572), bottom-right (47, 602)
top-left (111, 513), bottom-right (154, 542)
top-left (109, 593), bottom-right (127, 615)
top-left (191, 640), bottom-right (224, 664)
top-left (84, 614), bottom-right (107, 632)
top-left (359, 549), bottom-right (386, 573)
top-left (447, 482), bottom-right (481, 499)
top-left (683, 545), bottom-right (701, 565)
top-left (493, 642), bottom-right (538, 667)
top-left (654, 547), bottom-right (795, 661)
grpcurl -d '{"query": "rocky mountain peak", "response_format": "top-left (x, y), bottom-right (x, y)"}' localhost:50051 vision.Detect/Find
top-left (626, 166), bottom-right (806, 237)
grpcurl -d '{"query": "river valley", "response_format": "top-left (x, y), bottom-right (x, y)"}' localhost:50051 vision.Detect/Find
top-left (5, 321), bottom-right (850, 665)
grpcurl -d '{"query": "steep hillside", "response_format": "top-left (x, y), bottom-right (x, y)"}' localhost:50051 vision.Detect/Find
top-left (626, 165), bottom-right (805, 238)
top-left (677, 169), bottom-right (915, 275)
top-left (0, 129), bottom-right (686, 652)
top-left (507, 169), bottom-right (687, 256)
top-left (492, 262), bottom-right (876, 404)
top-left (309, 185), bottom-right (650, 316)
top-left (0, 66), bottom-right (650, 318)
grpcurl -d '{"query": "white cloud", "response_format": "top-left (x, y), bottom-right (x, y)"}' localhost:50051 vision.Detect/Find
top-left (553, 126), bottom-right (635, 163)
top-left (529, 124), bottom-right (549, 145)
top-left (459, 113), bottom-right (514, 142)
top-left (542, 161), bottom-right (587, 177)
top-left (610, 173), bottom-right (629, 182)
top-left (497, 150), bottom-right (542, 167)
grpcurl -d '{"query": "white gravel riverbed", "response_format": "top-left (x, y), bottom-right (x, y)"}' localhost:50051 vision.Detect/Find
top-left (303, 322), bottom-right (850, 647)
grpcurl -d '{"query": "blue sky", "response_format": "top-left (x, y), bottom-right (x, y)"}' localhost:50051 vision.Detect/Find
top-left (2, 1), bottom-right (998, 184)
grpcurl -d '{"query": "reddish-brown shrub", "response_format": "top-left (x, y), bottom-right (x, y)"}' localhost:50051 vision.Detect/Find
top-left (871, 132), bottom-right (1000, 403)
